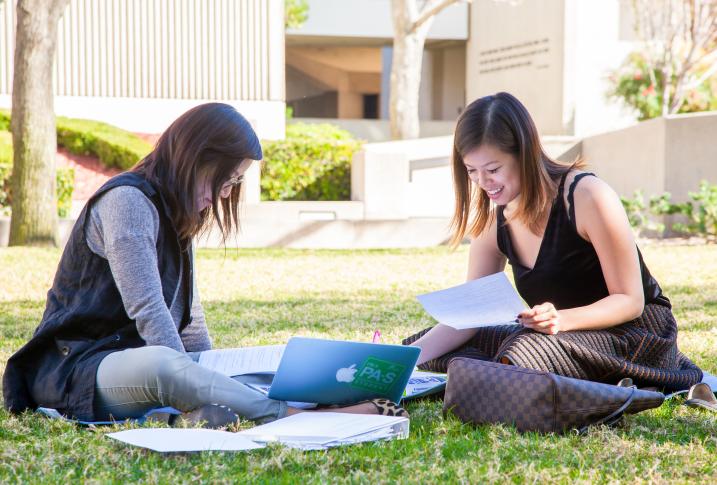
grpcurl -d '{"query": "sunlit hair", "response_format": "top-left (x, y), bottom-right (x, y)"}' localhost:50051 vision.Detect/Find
top-left (132, 103), bottom-right (262, 244)
top-left (449, 92), bottom-right (584, 247)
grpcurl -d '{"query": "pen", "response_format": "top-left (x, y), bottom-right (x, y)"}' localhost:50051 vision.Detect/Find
top-left (372, 329), bottom-right (381, 344)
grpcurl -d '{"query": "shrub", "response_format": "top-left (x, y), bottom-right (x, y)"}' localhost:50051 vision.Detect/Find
top-left (56, 117), bottom-right (152, 170)
top-left (0, 109), bottom-right (10, 131)
top-left (0, 110), bottom-right (152, 171)
top-left (0, 130), bottom-right (11, 165)
top-left (620, 190), bottom-right (666, 236)
top-left (260, 123), bottom-right (362, 201)
top-left (657, 181), bottom-right (717, 239)
top-left (0, 163), bottom-right (10, 215)
top-left (55, 167), bottom-right (75, 218)
top-left (0, 159), bottom-right (75, 218)
top-left (622, 181), bottom-right (717, 240)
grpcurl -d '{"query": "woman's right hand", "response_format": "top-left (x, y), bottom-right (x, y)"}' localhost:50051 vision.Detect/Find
top-left (518, 302), bottom-right (561, 335)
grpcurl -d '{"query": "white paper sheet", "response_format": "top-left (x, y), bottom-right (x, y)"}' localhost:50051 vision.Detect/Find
top-left (416, 272), bottom-right (527, 329)
top-left (198, 345), bottom-right (285, 376)
top-left (236, 412), bottom-right (409, 447)
top-left (106, 428), bottom-right (265, 452)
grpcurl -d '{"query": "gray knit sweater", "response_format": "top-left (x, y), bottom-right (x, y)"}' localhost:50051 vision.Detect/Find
top-left (85, 185), bottom-right (212, 353)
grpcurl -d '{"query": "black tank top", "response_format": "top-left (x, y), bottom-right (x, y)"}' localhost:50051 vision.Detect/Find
top-left (496, 172), bottom-right (670, 310)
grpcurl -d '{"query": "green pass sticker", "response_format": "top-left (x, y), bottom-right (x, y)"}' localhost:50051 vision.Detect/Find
top-left (351, 357), bottom-right (406, 393)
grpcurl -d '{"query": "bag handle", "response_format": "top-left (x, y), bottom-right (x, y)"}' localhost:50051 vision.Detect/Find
top-left (576, 386), bottom-right (637, 435)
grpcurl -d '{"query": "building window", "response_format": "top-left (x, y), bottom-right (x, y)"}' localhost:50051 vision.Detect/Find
top-left (363, 94), bottom-right (379, 119)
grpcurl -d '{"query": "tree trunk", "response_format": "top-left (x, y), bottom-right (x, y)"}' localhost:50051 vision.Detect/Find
top-left (389, 0), bottom-right (434, 140)
top-left (9, 0), bottom-right (69, 246)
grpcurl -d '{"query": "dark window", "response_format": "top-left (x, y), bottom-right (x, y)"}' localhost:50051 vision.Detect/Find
top-left (363, 94), bottom-right (379, 119)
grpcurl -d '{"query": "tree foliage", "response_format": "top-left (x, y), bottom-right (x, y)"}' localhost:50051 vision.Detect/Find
top-left (609, 0), bottom-right (717, 118)
top-left (285, 0), bottom-right (308, 29)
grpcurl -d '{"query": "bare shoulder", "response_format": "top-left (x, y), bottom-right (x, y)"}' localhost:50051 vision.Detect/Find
top-left (564, 170), bottom-right (625, 239)
top-left (563, 170), bottom-right (618, 208)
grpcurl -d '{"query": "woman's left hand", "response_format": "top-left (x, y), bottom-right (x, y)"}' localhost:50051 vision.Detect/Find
top-left (517, 302), bottom-right (561, 335)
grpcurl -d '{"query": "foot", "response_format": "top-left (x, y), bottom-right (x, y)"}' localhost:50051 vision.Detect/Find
top-left (174, 404), bottom-right (240, 429)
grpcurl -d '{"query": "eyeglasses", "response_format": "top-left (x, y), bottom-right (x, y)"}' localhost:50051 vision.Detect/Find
top-left (221, 175), bottom-right (244, 192)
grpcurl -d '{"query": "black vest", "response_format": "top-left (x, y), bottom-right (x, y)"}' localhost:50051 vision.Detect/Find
top-left (2, 172), bottom-right (193, 420)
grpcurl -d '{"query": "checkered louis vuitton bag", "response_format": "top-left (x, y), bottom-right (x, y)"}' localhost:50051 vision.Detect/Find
top-left (443, 358), bottom-right (665, 434)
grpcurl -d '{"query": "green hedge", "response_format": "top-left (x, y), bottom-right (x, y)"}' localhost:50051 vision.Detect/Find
top-left (0, 109), bottom-right (152, 171)
top-left (0, 130), bottom-right (11, 165)
top-left (0, 109), bottom-right (9, 131)
top-left (261, 123), bottom-right (363, 201)
top-left (0, 132), bottom-right (75, 217)
top-left (56, 117), bottom-right (152, 170)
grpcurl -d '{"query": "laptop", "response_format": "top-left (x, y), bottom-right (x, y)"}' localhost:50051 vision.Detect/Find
top-left (267, 337), bottom-right (421, 405)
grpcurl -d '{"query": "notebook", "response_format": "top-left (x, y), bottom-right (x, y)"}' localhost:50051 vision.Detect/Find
top-left (267, 337), bottom-right (420, 405)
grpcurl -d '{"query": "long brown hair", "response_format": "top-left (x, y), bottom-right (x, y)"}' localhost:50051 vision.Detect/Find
top-left (449, 92), bottom-right (583, 246)
top-left (132, 103), bottom-right (262, 243)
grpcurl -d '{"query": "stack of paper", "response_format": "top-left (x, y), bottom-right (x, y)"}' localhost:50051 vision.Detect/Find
top-left (106, 412), bottom-right (409, 453)
top-left (197, 344), bottom-right (285, 376)
top-left (237, 412), bottom-right (409, 451)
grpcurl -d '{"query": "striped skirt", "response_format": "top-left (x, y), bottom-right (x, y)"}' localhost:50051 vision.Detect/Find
top-left (403, 303), bottom-right (702, 392)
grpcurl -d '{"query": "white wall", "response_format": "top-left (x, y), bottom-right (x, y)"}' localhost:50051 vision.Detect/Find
top-left (434, 45), bottom-right (467, 121)
top-left (467, 0), bottom-right (567, 134)
top-left (467, 0), bottom-right (639, 137)
top-left (580, 112), bottom-right (717, 202)
top-left (0, 0), bottom-right (286, 137)
top-left (565, 0), bottom-right (637, 136)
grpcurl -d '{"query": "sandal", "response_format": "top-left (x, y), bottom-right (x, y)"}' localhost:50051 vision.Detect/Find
top-left (684, 383), bottom-right (717, 412)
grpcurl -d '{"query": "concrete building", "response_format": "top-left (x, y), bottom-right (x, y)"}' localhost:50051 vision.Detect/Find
top-left (0, 0), bottom-right (286, 139)
top-left (467, 0), bottom-right (638, 137)
top-left (287, 0), bottom-right (640, 140)
top-left (285, 0), bottom-right (468, 140)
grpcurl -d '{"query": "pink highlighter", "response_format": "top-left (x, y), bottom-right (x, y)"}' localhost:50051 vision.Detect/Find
top-left (372, 329), bottom-right (382, 344)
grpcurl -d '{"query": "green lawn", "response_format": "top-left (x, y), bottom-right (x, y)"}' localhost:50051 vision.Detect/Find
top-left (1, 244), bottom-right (716, 483)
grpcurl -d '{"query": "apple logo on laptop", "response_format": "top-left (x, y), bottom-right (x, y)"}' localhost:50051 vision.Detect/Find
top-left (336, 364), bottom-right (357, 383)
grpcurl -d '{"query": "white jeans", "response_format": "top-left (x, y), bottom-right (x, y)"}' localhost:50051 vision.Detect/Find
top-left (94, 345), bottom-right (287, 423)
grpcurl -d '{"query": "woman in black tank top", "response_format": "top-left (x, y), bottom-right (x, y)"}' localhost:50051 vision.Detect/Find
top-left (405, 92), bottom-right (701, 392)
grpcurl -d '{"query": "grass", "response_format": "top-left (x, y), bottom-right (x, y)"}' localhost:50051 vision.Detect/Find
top-left (1, 244), bottom-right (716, 483)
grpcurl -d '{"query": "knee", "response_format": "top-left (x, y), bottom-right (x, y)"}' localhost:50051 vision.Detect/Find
top-left (138, 346), bottom-right (192, 385)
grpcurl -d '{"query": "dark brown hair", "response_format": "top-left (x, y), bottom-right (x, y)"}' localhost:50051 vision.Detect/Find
top-left (449, 92), bottom-right (584, 246)
top-left (132, 103), bottom-right (262, 243)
